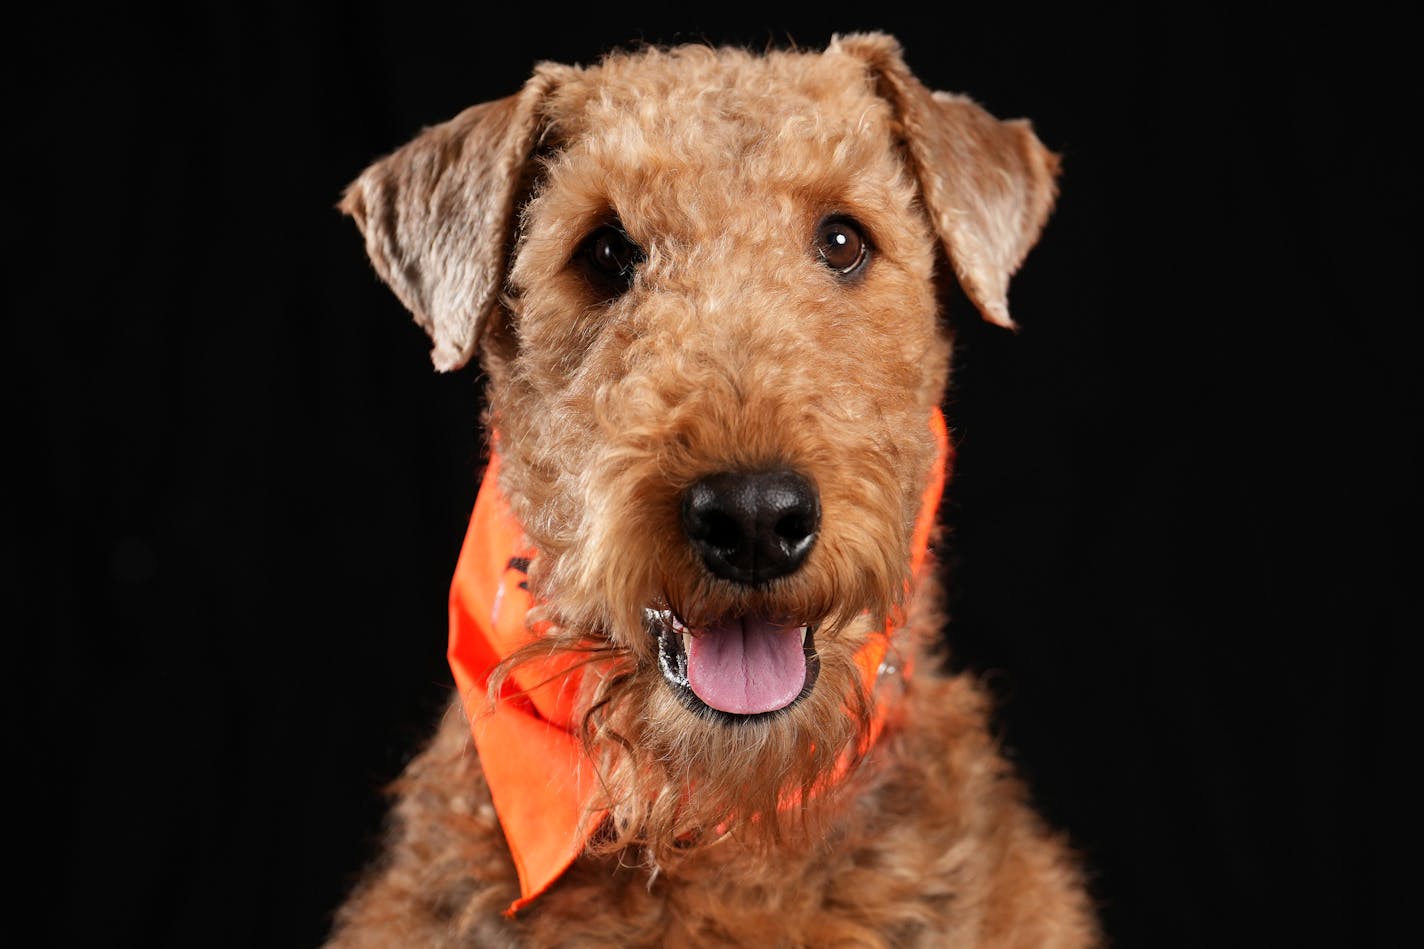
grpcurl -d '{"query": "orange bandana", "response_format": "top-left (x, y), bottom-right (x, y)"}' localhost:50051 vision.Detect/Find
top-left (448, 409), bottom-right (949, 916)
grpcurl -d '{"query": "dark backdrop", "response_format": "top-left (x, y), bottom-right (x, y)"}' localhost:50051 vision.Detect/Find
top-left (12, 4), bottom-right (1413, 947)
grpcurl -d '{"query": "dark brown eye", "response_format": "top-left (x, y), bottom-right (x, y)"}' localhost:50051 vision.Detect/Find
top-left (579, 222), bottom-right (643, 293)
top-left (815, 216), bottom-right (869, 276)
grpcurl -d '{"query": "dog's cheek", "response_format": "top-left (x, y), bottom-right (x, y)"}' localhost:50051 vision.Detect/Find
top-left (818, 483), bottom-right (914, 624)
top-left (863, 256), bottom-right (948, 406)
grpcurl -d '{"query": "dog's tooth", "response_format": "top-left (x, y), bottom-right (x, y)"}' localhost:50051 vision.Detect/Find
top-left (801, 626), bottom-right (809, 645)
top-left (682, 632), bottom-right (693, 656)
top-left (645, 608), bottom-right (690, 637)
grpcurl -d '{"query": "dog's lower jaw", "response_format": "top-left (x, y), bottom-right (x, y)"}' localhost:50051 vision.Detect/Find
top-left (646, 608), bottom-right (822, 723)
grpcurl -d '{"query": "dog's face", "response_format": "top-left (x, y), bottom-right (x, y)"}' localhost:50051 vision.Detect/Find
top-left (343, 33), bottom-right (1056, 853)
top-left (505, 43), bottom-right (946, 702)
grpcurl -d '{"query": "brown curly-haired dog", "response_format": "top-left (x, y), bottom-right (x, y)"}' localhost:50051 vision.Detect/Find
top-left (329, 32), bottom-right (1099, 947)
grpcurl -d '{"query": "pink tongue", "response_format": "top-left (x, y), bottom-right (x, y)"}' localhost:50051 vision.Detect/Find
top-left (686, 617), bottom-right (807, 715)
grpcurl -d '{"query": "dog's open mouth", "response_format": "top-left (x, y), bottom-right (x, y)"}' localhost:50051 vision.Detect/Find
top-left (645, 609), bottom-right (820, 721)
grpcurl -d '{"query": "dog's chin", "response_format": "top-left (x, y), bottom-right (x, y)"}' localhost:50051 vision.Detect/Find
top-left (644, 609), bottom-right (822, 725)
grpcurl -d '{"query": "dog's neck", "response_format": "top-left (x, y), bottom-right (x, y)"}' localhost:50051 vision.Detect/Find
top-left (445, 409), bottom-right (948, 916)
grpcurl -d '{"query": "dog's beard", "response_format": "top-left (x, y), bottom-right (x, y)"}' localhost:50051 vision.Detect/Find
top-left (576, 623), bottom-right (875, 868)
top-left (488, 601), bottom-right (879, 869)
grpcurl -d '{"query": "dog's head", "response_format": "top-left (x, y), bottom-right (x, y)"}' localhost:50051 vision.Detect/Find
top-left (343, 33), bottom-right (1057, 855)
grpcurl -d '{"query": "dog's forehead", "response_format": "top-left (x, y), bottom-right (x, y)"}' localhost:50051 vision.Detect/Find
top-left (547, 45), bottom-right (882, 130)
top-left (536, 46), bottom-right (901, 228)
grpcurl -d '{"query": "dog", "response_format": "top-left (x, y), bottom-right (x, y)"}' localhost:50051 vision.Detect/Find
top-left (328, 33), bottom-right (1099, 947)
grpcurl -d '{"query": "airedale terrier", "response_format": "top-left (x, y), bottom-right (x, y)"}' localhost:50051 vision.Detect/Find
top-left (329, 33), bottom-right (1099, 947)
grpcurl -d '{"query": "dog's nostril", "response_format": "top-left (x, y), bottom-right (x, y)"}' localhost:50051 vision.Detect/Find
top-left (775, 513), bottom-right (814, 542)
top-left (681, 470), bottom-right (820, 585)
top-left (693, 509), bottom-right (742, 551)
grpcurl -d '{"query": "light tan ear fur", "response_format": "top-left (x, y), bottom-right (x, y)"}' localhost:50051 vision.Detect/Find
top-left (339, 72), bottom-right (556, 370)
top-left (832, 33), bottom-right (1060, 329)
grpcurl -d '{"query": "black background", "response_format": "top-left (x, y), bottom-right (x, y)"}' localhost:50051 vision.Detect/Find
top-left (12, 4), bottom-right (1413, 947)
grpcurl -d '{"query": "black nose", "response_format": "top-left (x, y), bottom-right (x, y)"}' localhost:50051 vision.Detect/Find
top-left (680, 470), bottom-right (820, 585)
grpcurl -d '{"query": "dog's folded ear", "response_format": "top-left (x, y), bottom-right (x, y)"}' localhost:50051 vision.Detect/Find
top-left (340, 72), bottom-right (557, 371)
top-left (834, 33), bottom-right (1060, 330)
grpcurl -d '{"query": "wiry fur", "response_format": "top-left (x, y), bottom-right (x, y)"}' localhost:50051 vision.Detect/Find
top-left (330, 34), bottom-right (1098, 947)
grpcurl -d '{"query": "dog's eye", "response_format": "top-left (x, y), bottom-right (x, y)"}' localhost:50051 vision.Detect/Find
top-left (579, 223), bottom-right (644, 292)
top-left (815, 217), bottom-right (870, 277)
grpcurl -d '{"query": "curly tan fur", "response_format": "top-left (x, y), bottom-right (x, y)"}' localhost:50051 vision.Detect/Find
top-left (331, 33), bottom-right (1099, 947)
